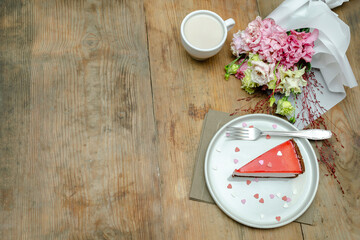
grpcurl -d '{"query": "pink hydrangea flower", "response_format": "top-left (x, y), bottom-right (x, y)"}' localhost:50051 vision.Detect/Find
top-left (231, 17), bottom-right (289, 64)
top-left (231, 16), bottom-right (263, 55)
top-left (230, 17), bottom-right (319, 70)
top-left (281, 29), bottom-right (319, 69)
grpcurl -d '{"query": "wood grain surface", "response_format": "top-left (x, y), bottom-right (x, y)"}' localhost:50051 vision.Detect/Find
top-left (0, 0), bottom-right (359, 239)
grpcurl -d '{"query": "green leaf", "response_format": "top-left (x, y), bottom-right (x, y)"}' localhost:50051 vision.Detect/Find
top-left (269, 96), bottom-right (276, 107)
top-left (225, 73), bottom-right (230, 80)
top-left (289, 116), bottom-right (296, 123)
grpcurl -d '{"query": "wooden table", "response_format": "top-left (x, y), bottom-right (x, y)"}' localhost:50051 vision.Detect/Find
top-left (0, 0), bottom-right (359, 239)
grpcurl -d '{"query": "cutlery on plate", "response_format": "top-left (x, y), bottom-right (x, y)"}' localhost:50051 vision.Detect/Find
top-left (226, 127), bottom-right (332, 141)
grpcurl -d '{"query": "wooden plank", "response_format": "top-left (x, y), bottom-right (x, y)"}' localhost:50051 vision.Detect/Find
top-left (145, 0), bottom-right (303, 239)
top-left (257, 0), bottom-right (360, 239)
top-left (0, 0), bottom-right (162, 239)
top-left (0, 2), bottom-right (33, 239)
top-left (257, 0), bottom-right (283, 18)
top-left (302, 1), bottom-right (360, 239)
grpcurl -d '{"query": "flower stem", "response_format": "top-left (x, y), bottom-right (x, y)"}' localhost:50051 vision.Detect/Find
top-left (238, 57), bottom-right (248, 68)
top-left (224, 54), bottom-right (247, 80)
top-left (270, 61), bottom-right (281, 97)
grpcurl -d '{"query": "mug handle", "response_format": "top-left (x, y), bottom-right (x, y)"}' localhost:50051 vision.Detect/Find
top-left (224, 18), bottom-right (235, 31)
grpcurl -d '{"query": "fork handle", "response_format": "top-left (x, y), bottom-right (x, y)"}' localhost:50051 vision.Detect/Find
top-left (261, 129), bottom-right (332, 140)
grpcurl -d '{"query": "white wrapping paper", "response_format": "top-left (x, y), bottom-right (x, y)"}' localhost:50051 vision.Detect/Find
top-left (267, 0), bottom-right (357, 129)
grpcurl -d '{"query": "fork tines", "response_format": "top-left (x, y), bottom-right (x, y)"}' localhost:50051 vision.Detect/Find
top-left (226, 127), bottom-right (250, 138)
top-left (226, 127), bottom-right (250, 132)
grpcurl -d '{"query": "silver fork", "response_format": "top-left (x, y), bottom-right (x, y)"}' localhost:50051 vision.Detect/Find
top-left (226, 126), bottom-right (332, 141)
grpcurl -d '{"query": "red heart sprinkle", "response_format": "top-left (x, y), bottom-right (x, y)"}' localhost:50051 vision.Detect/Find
top-left (246, 180), bottom-right (251, 185)
top-left (282, 196), bottom-right (287, 201)
top-left (235, 147), bottom-right (240, 152)
top-left (254, 193), bottom-right (259, 199)
top-left (227, 184), bottom-right (232, 189)
top-left (249, 125), bottom-right (254, 128)
top-left (266, 135), bottom-right (271, 139)
top-left (276, 216), bottom-right (281, 222)
top-left (259, 198), bottom-right (264, 203)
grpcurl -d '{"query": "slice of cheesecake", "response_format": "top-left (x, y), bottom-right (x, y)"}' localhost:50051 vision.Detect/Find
top-left (232, 139), bottom-right (305, 178)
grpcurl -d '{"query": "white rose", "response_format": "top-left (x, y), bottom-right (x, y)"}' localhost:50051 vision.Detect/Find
top-left (250, 61), bottom-right (274, 86)
top-left (278, 67), bottom-right (307, 96)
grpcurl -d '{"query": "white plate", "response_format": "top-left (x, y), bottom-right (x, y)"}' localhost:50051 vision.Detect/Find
top-left (204, 114), bottom-right (319, 228)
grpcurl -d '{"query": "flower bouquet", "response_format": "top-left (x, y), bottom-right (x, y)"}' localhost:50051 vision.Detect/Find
top-left (225, 16), bottom-right (319, 123)
top-left (224, 15), bottom-right (351, 193)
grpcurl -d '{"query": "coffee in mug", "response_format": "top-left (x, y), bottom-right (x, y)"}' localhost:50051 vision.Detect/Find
top-left (183, 14), bottom-right (224, 50)
top-left (180, 10), bottom-right (235, 60)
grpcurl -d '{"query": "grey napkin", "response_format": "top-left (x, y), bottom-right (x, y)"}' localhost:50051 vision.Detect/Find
top-left (189, 109), bottom-right (316, 225)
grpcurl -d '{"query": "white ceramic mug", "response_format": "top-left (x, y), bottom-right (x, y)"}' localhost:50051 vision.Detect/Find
top-left (180, 10), bottom-right (235, 60)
